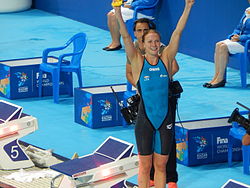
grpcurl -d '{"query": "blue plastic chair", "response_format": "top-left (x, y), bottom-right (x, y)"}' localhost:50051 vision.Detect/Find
top-left (228, 111), bottom-right (250, 174)
top-left (38, 32), bottom-right (87, 103)
top-left (126, 0), bottom-right (159, 40)
top-left (229, 39), bottom-right (250, 88)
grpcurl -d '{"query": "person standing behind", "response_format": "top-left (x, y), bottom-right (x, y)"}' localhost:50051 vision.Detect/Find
top-left (203, 7), bottom-right (250, 88)
top-left (126, 18), bottom-right (179, 188)
top-left (113, 0), bottom-right (194, 187)
top-left (103, 0), bottom-right (157, 51)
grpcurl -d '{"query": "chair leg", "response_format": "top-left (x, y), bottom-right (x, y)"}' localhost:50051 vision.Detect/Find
top-left (68, 72), bottom-right (73, 97)
top-left (52, 70), bottom-right (60, 104)
top-left (240, 54), bottom-right (247, 88)
top-left (242, 145), bottom-right (250, 174)
top-left (38, 70), bottom-right (43, 97)
top-left (228, 136), bottom-right (233, 167)
top-left (77, 69), bottom-right (83, 88)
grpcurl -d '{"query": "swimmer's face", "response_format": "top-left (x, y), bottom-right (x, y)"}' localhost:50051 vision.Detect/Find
top-left (143, 32), bottom-right (161, 55)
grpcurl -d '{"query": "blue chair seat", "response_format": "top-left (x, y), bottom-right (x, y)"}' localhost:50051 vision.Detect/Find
top-left (40, 63), bottom-right (59, 71)
top-left (230, 126), bottom-right (247, 140)
top-left (229, 39), bottom-right (250, 88)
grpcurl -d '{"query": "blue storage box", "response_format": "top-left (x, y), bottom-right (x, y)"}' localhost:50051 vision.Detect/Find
top-left (0, 57), bottom-right (72, 99)
top-left (74, 84), bottom-right (127, 129)
top-left (175, 117), bottom-right (242, 166)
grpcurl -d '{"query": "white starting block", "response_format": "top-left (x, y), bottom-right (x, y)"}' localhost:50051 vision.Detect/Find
top-left (221, 179), bottom-right (250, 188)
top-left (50, 136), bottom-right (139, 188)
top-left (0, 100), bottom-right (38, 170)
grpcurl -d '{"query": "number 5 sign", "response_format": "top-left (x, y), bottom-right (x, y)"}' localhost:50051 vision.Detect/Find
top-left (4, 140), bottom-right (29, 161)
top-left (0, 138), bottom-right (34, 170)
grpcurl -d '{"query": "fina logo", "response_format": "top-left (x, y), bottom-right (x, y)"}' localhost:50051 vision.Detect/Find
top-left (149, 67), bottom-right (160, 71)
top-left (217, 137), bottom-right (228, 144)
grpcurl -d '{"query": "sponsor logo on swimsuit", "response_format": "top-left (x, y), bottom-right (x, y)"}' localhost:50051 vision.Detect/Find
top-left (160, 74), bottom-right (167, 78)
top-left (166, 124), bottom-right (172, 129)
top-left (144, 75), bottom-right (150, 81)
top-left (149, 67), bottom-right (160, 71)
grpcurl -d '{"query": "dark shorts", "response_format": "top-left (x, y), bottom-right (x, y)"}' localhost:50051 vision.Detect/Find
top-left (135, 102), bottom-right (174, 155)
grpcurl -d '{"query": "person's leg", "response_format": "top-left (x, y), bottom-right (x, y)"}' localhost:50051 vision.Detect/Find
top-left (204, 41), bottom-right (229, 87)
top-left (138, 154), bottom-right (153, 187)
top-left (166, 139), bottom-right (178, 183)
top-left (149, 165), bottom-right (155, 186)
top-left (149, 96), bottom-right (178, 186)
top-left (210, 41), bottom-right (223, 83)
top-left (211, 42), bottom-right (229, 84)
top-left (105, 11), bottom-right (121, 49)
top-left (206, 41), bottom-right (226, 83)
top-left (135, 102), bottom-right (155, 187)
top-left (153, 153), bottom-right (169, 188)
top-left (149, 145), bottom-right (176, 186)
top-left (166, 96), bottom-right (178, 184)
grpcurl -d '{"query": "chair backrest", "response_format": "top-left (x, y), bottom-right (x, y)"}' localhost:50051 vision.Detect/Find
top-left (133, 0), bottom-right (159, 20)
top-left (68, 32), bottom-right (87, 67)
top-left (228, 39), bottom-right (250, 87)
top-left (243, 39), bottom-right (250, 71)
top-left (126, 0), bottom-right (159, 40)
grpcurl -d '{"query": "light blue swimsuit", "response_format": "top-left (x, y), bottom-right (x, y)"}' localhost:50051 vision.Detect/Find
top-left (135, 57), bottom-right (172, 155)
top-left (138, 57), bottom-right (169, 129)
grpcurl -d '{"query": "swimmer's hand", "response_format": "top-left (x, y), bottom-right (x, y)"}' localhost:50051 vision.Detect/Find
top-left (112, 0), bottom-right (123, 7)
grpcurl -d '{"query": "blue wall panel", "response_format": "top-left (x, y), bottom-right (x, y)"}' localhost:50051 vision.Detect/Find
top-left (33, 0), bottom-right (110, 30)
top-left (34, 0), bottom-right (249, 69)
